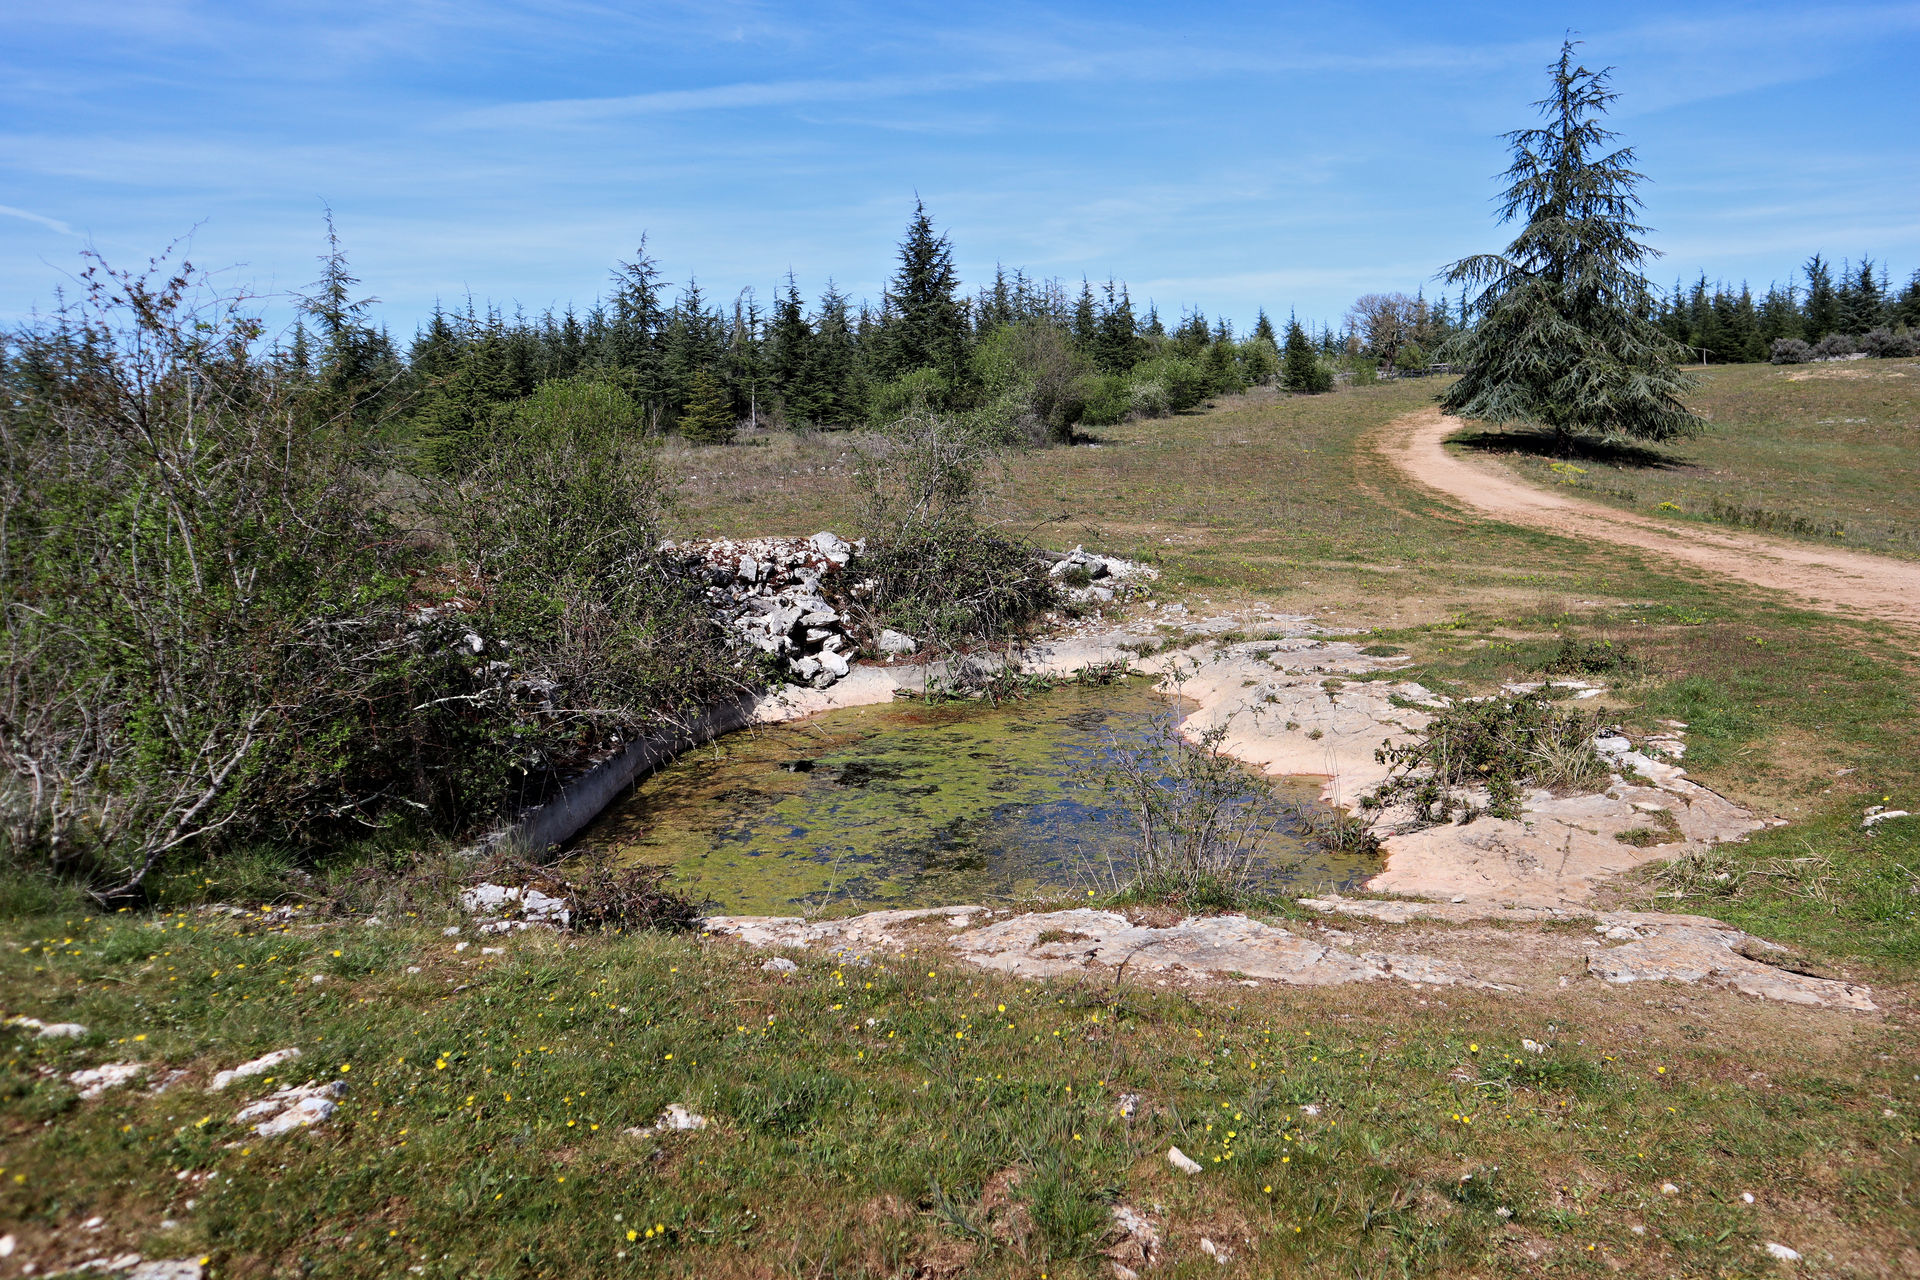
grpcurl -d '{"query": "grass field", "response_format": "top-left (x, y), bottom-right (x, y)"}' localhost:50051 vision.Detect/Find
top-left (1465, 359), bottom-right (1920, 561)
top-left (4, 374), bottom-right (1918, 1278)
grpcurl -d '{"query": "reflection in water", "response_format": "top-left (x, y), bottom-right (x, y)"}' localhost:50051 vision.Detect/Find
top-left (573, 680), bottom-right (1380, 915)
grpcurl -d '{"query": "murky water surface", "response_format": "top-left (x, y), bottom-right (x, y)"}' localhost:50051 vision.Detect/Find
top-left (575, 680), bottom-right (1380, 914)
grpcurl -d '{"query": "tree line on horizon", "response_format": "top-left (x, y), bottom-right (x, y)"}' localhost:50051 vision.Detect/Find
top-left (278, 201), bottom-right (1353, 461)
top-left (1650, 254), bottom-right (1920, 364)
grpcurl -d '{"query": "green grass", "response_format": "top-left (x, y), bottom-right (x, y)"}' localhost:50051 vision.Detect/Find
top-left (1468, 358), bottom-right (1920, 560)
top-left (1, 909), bottom-right (1914, 1278)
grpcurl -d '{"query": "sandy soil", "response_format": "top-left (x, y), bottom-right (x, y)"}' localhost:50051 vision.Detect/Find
top-left (1375, 407), bottom-right (1920, 636)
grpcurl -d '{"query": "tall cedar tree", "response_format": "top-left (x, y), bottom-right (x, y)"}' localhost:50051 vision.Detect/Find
top-left (877, 201), bottom-right (970, 394)
top-left (1441, 41), bottom-right (1698, 444)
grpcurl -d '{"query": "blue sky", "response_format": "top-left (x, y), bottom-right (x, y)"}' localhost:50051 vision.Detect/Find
top-left (4, 2), bottom-right (1917, 339)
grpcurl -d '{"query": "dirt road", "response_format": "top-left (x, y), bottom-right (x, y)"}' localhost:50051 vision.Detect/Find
top-left (1376, 407), bottom-right (1920, 635)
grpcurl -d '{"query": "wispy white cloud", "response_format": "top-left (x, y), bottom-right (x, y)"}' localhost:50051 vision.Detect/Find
top-left (0, 203), bottom-right (77, 235)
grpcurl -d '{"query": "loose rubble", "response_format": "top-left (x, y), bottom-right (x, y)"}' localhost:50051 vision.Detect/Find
top-left (664, 532), bottom-right (863, 689)
top-left (460, 883), bottom-right (570, 931)
top-left (235, 1080), bottom-right (347, 1137)
top-left (1043, 544), bottom-right (1160, 605)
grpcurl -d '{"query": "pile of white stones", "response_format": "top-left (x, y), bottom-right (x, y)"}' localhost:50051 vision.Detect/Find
top-left (1043, 545), bottom-right (1159, 604)
top-left (665, 531), bottom-right (864, 689)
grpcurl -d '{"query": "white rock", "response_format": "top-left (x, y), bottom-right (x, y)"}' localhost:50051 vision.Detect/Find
top-left (1661, 1182), bottom-right (1679, 1194)
top-left (0, 1235), bottom-right (13, 1258)
top-left (877, 629), bottom-right (917, 655)
top-left (237, 1080), bottom-right (347, 1137)
top-left (1167, 1146), bottom-right (1202, 1174)
top-left (818, 648), bottom-right (850, 679)
top-left (454, 942), bottom-right (469, 953)
top-left (655, 1103), bottom-right (707, 1132)
top-left (69, 1062), bottom-right (145, 1099)
top-left (129, 1261), bottom-right (204, 1280)
top-left (442, 926), bottom-right (460, 936)
top-left (1863, 807), bottom-right (1911, 829)
top-left (807, 531), bottom-right (853, 565)
top-left (1764, 1242), bottom-right (1801, 1262)
top-left (6, 1016), bottom-right (86, 1038)
top-left (210, 1048), bottom-right (301, 1091)
top-left (1520, 1039), bottom-right (1545, 1054)
top-left (760, 956), bottom-right (799, 973)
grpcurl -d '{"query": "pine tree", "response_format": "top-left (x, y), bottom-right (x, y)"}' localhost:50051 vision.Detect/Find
top-left (1252, 308), bottom-right (1278, 346)
top-left (808, 283), bottom-right (862, 427)
top-left (678, 368), bottom-right (734, 444)
top-left (1072, 279), bottom-right (1099, 351)
top-left (875, 200), bottom-right (970, 394)
top-left (1838, 257), bottom-right (1884, 334)
top-left (1440, 41), bottom-right (1698, 445)
top-left (1894, 270), bottom-right (1920, 331)
top-left (1802, 254), bottom-right (1839, 342)
top-left (302, 211), bottom-right (391, 422)
top-left (768, 274), bottom-right (814, 420)
top-left (601, 239), bottom-right (669, 415)
top-left (1757, 283), bottom-right (1803, 345)
top-left (1094, 281), bottom-right (1139, 374)
top-left (1282, 314), bottom-right (1330, 393)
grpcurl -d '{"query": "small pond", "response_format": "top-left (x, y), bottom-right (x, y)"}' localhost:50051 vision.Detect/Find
top-left (573, 679), bottom-right (1381, 915)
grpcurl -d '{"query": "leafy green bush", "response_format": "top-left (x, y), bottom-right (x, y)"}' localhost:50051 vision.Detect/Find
top-left (1075, 373), bottom-right (1132, 426)
top-left (968, 322), bottom-right (1089, 444)
top-left (1095, 713), bottom-right (1295, 907)
top-left (868, 367), bottom-right (950, 424)
top-left (1128, 356), bottom-right (1209, 412)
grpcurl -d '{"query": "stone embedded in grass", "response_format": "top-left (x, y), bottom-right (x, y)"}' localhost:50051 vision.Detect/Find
top-left (209, 1048), bottom-right (301, 1091)
top-left (69, 1062), bottom-right (144, 1099)
top-left (760, 957), bottom-right (799, 973)
top-left (654, 1103), bottom-right (707, 1132)
top-left (6, 1015), bottom-right (87, 1038)
top-left (1765, 1242), bottom-right (1801, 1261)
top-left (1167, 1146), bottom-right (1202, 1174)
top-left (1863, 805), bottom-right (1911, 829)
top-left (128, 1261), bottom-right (204, 1280)
top-left (235, 1080), bottom-right (347, 1137)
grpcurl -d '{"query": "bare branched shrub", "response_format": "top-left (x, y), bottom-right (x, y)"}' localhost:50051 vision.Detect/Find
top-left (849, 412), bottom-right (1055, 649)
top-left (1094, 706), bottom-right (1294, 907)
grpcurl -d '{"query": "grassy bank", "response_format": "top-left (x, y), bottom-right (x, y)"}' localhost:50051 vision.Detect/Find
top-left (1, 910), bottom-right (1913, 1278)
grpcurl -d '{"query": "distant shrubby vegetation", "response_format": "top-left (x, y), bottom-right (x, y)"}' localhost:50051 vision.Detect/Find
top-left (1651, 254), bottom-right (1920, 365)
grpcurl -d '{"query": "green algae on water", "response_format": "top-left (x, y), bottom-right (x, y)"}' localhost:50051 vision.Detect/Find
top-left (574, 680), bottom-right (1379, 915)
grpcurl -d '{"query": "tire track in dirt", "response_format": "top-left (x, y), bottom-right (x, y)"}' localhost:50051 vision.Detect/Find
top-left (1375, 407), bottom-right (1920, 636)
